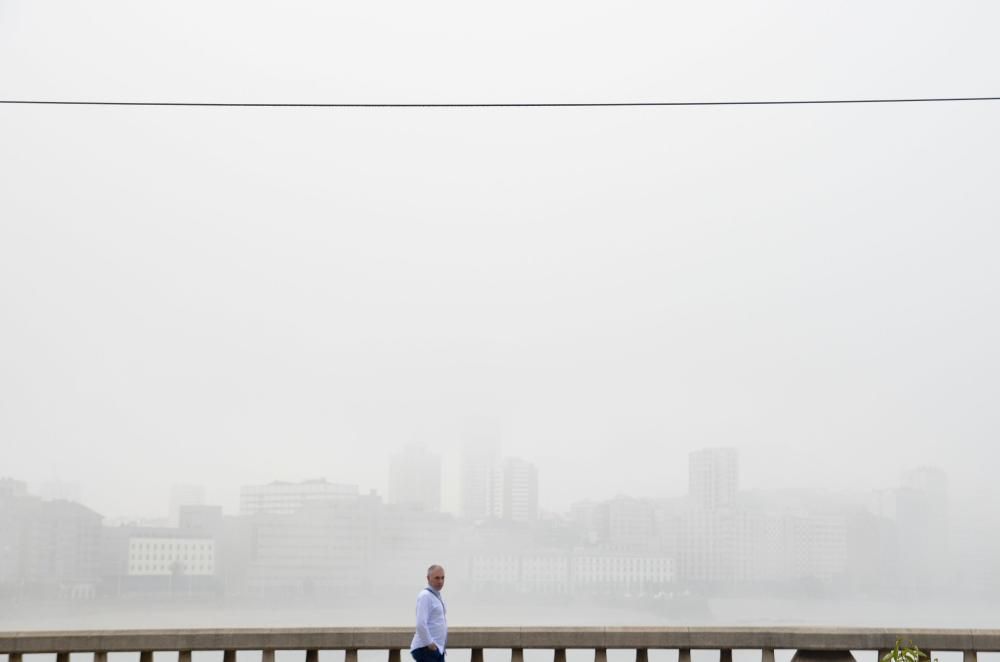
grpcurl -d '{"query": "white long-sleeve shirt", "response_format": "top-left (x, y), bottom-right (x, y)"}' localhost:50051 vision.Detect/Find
top-left (410, 587), bottom-right (448, 653)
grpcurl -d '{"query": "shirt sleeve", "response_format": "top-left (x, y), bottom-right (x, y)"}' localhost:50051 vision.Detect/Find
top-left (415, 592), bottom-right (434, 646)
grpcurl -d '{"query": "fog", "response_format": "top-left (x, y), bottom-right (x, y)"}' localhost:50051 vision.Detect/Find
top-left (2, 0), bottom-right (1000, 632)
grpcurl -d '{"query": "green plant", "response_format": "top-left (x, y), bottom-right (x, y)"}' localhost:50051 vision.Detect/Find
top-left (881, 640), bottom-right (936, 662)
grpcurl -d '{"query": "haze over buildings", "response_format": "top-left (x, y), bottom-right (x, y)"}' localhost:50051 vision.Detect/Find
top-left (2, 0), bottom-right (999, 632)
top-left (4, 445), bottom-right (998, 619)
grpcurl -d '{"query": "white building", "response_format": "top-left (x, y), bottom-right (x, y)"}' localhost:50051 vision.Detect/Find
top-left (469, 550), bottom-right (674, 594)
top-left (240, 479), bottom-right (359, 515)
top-left (388, 445), bottom-right (442, 512)
top-left (571, 553), bottom-right (674, 593)
top-left (127, 537), bottom-right (215, 576)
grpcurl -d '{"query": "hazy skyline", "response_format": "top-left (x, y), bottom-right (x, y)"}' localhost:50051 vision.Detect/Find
top-left (3, 1), bottom-right (999, 520)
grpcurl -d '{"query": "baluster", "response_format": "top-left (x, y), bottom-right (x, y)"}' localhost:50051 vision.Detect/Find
top-left (762, 650), bottom-right (775, 662)
top-left (345, 650), bottom-right (358, 662)
top-left (306, 651), bottom-right (319, 662)
top-left (595, 649), bottom-right (608, 662)
top-left (472, 650), bottom-right (484, 662)
top-left (95, 652), bottom-right (108, 662)
top-left (512, 649), bottom-right (524, 662)
top-left (637, 650), bottom-right (648, 662)
top-left (555, 650), bottom-right (567, 662)
top-left (388, 650), bottom-right (401, 662)
top-left (262, 652), bottom-right (274, 662)
top-left (140, 651), bottom-right (153, 662)
top-left (679, 649), bottom-right (692, 662)
top-left (57, 652), bottom-right (70, 662)
top-left (225, 650), bottom-right (237, 662)
top-left (964, 652), bottom-right (977, 662)
top-left (721, 650), bottom-right (733, 662)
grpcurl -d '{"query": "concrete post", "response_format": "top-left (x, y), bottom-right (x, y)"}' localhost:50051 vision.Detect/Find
top-left (306, 650), bottom-right (319, 662)
top-left (963, 652), bottom-right (977, 662)
top-left (472, 649), bottom-right (484, 662)
top-left (595, 649), bottom-right (608, 662)
top-left (512, 649), bottom-right (524, 662)
top-left (179, 651), bottom-right (191, 662)
top-left (389, 649), bottom-right (402, 662)
top-left (95, 652), bottom-right (108, 662)
top-left (721, 650), bottom-right (733, 662)
top-left (345, 650), bottom-right (358, 662)
top-left (261, 651), bottom-right (274, 662)
top-left (679, 649), bottom-right (692, 662)
top-left (555, 649), bottom-right (567, 662)
top-left (225, 650), bottom-right (237, 662)
top-left (140, 650), bottom-right (153, 662)
top-left (57, 652), bottom-right (70, 662)
top-left (10, 654), bottom-right (22, 662)
top-left (762, 649), bottom-right (775, 662)
top-left (637, 650), bottom-right (649, 662)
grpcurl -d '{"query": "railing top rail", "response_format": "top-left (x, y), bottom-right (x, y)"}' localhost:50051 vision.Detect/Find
top-left (3, 628), bottom-right (1000, 655)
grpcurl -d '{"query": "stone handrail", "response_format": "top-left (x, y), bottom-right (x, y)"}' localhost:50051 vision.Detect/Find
top-left (2, 628), bottom-right (998, 662)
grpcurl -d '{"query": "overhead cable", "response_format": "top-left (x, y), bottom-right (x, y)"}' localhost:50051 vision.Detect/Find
top-left (1, 96), bottom-right (1000, 109)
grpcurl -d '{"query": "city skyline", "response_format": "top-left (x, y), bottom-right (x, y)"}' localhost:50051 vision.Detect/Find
top-left (4, 446), bottom-right (994, 615)
top-left (3, 0), bottom-right (999, 635)
top-left (1, 443), bottom-right (964, 523)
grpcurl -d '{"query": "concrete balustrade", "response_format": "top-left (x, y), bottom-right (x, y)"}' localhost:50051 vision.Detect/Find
top-left (1, 628), bottom-right (997, 662)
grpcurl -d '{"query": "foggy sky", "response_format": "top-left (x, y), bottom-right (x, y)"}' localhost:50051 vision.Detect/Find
top-left (2, 0), bottom-right (999, 519)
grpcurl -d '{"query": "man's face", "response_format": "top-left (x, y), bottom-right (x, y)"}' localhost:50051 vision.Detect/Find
top-left (428, 567), bottom-right (445, 591)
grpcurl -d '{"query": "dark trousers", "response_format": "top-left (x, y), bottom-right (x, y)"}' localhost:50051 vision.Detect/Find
top-left (411, 648), bottom-right (445, 662)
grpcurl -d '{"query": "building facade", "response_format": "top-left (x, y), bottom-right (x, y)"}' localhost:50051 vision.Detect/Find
top-left (240, 479), bottom-right (359, 515)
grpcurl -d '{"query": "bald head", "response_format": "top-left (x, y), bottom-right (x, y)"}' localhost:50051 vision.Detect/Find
top-left (426, 564), bottom-right (445, 591)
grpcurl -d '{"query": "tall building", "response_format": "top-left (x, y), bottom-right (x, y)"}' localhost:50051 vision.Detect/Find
top-left (179, 504), bottom-right (224, 534)
top-left (240, 479), bottom-right (359, 515)
top-left (680, 505), bottom-right (738, 584)
top-left (388, 445), bottom-right (442, 512)
top-left (169, 484), bottom-right (206, 526)
top-left (39, 480), bottom-right (82, 503)
top-left (734, 505), bottom-right (848, 586)
top-left (245, 494), bottom-right (379, 594)
top-left (375, 504), bottom-right (455, 589)
top-left (896, 466), bottom-right (949, 587)
top-left (0, 490), bottom-right (102, 599)
top-left (0, 478), bottom-right (28, 498)
top-left (460, 438), bottom-right (499, 521)
top-left (491, 457), bottom-right (539, 523)
top-left (570, 496), bottom-right (659, 550)
top-left (689, 447), bottom-right (739, 510)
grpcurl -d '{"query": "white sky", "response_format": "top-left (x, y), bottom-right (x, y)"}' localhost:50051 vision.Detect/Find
top-left (2, 1), bottom-right (999, 519)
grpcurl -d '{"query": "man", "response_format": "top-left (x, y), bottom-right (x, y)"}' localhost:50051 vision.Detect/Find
top-left (411, 564), bottom-right (447, 662)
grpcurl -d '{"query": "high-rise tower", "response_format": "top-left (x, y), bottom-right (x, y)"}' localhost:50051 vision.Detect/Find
top-left (688, 447), bottom-right (738, 509)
